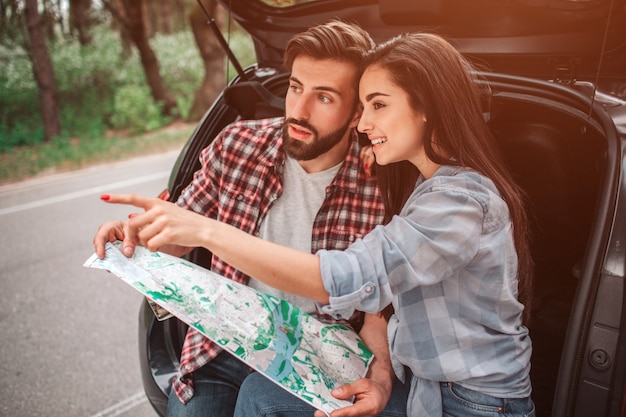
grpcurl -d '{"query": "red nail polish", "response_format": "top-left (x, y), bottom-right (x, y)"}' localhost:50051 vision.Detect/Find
top-left (100, 194), bottom-right (110, 201)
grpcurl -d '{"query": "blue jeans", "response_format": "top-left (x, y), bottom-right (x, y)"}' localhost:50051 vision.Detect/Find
top-left (166, 351), bottom-right (253, 417)
top-left (233, 371), bottom-right (410, 417)
top-left (441, 382), bottom-right (535, 417)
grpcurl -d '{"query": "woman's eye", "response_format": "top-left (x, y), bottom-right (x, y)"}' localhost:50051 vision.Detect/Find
top-left (373, 102), bottom-right (385, 110)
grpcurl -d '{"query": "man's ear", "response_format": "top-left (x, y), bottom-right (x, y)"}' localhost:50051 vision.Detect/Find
top-left (349, 103), bottom-right (363, 129)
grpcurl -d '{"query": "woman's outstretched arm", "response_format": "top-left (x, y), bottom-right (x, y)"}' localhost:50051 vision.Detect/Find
top-left (100, 193), bottom-right (330, 304)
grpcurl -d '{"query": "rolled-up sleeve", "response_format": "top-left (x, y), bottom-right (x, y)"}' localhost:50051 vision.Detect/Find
top-left (316, 170), bottom-right (494, 319)
top-left (317, 237), bottom-right (393, 318)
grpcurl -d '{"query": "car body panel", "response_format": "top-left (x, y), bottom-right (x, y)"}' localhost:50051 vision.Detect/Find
top-left (225, 0), bottom-right (626, 85)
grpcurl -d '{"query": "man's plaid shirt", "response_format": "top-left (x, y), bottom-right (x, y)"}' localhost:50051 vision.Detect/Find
top-left (171, 117), bottom-right (384, 403)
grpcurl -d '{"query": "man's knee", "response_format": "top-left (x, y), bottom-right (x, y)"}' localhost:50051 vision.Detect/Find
top-left (234, 373), bottom-right (316, 417)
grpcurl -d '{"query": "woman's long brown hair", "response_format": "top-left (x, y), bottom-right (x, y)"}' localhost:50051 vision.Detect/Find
top-left (364, 33), bottom-right (534, 322)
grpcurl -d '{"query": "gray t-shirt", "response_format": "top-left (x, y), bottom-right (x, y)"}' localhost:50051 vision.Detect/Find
top-left (249, 156), bottom-right (341, 314)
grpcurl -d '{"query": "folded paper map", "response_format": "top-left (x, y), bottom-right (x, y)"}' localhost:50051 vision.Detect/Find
top-left (83, 242), bottom-right (373, 415)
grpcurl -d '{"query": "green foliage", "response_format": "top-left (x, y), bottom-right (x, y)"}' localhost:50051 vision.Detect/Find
top-left (155, 31), bottom-right (204, 90)
top-left (0, 22), bottom-right (255, 153)
top-left (111, 84), bottom-right (170, 134)
top-left (0, 123), bottom-right (195, 184)
top-left (152, 31), bottom-right (204, 121)
top-left (0, 43), bottom-right (39, 150)
top-left (225, 29), bottom-right (257, 81)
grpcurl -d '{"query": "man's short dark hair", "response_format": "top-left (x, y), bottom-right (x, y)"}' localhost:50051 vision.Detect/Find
top-left (283, 20), bottom-right (374, 73)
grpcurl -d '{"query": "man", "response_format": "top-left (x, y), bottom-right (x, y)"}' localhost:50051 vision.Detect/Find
top-left (94, 20), bottom-right (406, 417)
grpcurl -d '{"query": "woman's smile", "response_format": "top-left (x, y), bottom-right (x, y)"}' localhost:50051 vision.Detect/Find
top-left (370, 136), bottom-right (388, 148)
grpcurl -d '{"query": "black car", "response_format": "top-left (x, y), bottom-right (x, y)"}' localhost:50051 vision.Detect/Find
top-left (138, 1), bottom-right (626, 416)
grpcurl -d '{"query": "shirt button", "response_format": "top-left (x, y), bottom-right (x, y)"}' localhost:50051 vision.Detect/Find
top-left (348, 235), bottom-right (355, 242)
top-left (236, 194), bottom-right (244, 201)
top-left (364, 284), bottom-right (374, 294)
top-left (271, 193), bottom-right (278, 200)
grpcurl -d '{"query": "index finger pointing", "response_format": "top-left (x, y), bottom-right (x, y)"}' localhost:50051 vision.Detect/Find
top-left (100, 193), bottom-right (157, 210)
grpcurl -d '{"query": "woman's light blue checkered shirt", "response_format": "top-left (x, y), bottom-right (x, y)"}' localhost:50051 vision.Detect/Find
top-left (318, 165), bottom-right (532, 416)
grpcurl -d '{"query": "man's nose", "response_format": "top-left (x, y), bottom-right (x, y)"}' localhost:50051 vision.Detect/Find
top-left (290, 95), bottom-right (312, 120)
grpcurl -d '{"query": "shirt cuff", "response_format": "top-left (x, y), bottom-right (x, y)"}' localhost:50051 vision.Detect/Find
top-left (317, 249), bottom-right (380, 319)
top-left (316, 281), bottom-right (377, 320)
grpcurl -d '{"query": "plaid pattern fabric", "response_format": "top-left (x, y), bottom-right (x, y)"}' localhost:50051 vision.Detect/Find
top-left (318, 166), bottom-right (533, 415)
top-left (171, 117), bottom-right (384, 403)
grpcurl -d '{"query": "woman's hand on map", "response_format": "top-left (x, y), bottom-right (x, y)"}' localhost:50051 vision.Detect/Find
top-left (93, 219), bottom-right (138, 259)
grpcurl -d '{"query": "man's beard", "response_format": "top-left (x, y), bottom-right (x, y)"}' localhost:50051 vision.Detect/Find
top-left (282, 118), bottom-right (352, 161)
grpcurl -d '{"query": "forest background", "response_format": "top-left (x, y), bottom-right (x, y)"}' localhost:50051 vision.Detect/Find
top-left (0, 0), bottom-right (257, 184)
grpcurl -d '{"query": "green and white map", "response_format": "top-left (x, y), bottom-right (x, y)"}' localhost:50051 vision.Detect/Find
top-left (83, 242), bottom-right (373, 415)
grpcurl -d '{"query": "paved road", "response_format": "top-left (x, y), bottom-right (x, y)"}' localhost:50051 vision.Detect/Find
top-left (0, 151), bottom-right (181, 417)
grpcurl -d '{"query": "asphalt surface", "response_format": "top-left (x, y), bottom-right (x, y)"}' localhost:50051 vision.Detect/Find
top-left (0, 151), bottom-right (180, 417)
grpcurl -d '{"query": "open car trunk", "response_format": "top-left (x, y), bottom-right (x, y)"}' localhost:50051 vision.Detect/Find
top-left (140, 62), bottom-right (625, 416)
top-left (484, 73), bottom-right (619, 417)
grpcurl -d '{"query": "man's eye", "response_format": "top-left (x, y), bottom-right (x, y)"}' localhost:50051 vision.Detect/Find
top-left (289, 85), bottom-right (302, 93)
top-left (319, 95), bottom-right (331, 103)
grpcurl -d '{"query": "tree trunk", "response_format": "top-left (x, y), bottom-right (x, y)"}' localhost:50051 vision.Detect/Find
top-left (142, 1), bottom-right (153, 38)
top-left (70, 0), bottom-right (93, 45)
top-left (120, 0), bottom-right (178, 117)
top-left (24, 0), bottom-right (61, 142)
top-left (107, 0), bottom-right (133, 58)
top-left (187, 1), bottom-right (226, 121)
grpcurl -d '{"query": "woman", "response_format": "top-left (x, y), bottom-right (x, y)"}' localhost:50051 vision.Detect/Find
top-left (100, 33), bottom-right (535, 416)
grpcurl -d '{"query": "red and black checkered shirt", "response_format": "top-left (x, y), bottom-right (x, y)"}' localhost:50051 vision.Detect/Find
top-left (172, 117), bottom-right (384, 403)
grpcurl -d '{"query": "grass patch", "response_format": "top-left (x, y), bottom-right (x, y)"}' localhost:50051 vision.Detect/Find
top-left (0, 122), bottom-right (195, 185)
